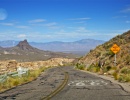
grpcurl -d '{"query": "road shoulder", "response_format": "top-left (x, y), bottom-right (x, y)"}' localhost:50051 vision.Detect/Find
top-left (78, 69), bottom-right (130, 93)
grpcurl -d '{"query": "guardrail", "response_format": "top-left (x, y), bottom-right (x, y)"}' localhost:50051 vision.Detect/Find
top-left (0, 67), bottom-right (29, 83)
top-left (0, 73), bottom-right (7, 83)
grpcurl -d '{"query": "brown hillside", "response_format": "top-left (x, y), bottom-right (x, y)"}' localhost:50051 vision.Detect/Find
top-left (79, 30), bottom-right (130, 69)
top-left (75, 30), bottom-right (130, 82)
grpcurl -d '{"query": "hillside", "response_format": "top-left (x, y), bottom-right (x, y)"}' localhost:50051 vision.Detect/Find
top-left (0, 39), bottom-right (105, 55)
top-left (0, 40), bottom-right (77, 62)
top-left (77, 30), bottom-right (130, 82)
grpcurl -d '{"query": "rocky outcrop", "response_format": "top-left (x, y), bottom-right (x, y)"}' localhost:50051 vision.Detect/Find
top-left (18, 58), bottom-right (74, 70)
top-left (16, 39), bottom-right (36, 51)
top-left (0, 58), bottom-right (74, 74)
top-left (0, 60), bottom-right (17, 74)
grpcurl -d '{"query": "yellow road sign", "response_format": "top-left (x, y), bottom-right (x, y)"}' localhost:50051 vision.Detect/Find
top-left (110, 44), bottom-right (120, 54)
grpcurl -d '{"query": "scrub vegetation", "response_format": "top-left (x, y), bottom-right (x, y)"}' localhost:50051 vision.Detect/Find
top-left (76, 30), bottom-right (130, 82)
top-left (0, 66), bottom-right (48, 92)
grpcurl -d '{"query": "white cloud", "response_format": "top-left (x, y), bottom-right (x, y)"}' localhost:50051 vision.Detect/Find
top-left (0, 23), bottom-right (14, 26)
top-left (29, 19), bottom-right (46, 23)
top-left (68, 17), bottom-right (91, 20)
top-left (17, 34), bottom-right (27, 38)
top-left (76, 27), bottom-right (89, 33)
top-left (0, 8), bottom-right (7, 20)
top-left (0, 28), bottom-right (129, 42)
top-left (43, 22), bottom-right (59, 29)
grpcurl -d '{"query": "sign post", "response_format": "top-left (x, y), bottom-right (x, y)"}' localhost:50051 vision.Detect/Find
top-left (110, 44), bottom-right (120, 66)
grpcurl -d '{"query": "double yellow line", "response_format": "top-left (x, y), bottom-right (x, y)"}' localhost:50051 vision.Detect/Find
top-left (41, 71), bottom-right (69, 100)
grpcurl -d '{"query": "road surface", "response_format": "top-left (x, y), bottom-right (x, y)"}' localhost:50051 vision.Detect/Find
top-left (0, 66), bottom-right (130, 100)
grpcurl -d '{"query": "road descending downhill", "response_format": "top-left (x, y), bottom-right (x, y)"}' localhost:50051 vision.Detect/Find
top-left (0, 66), bottom-right (130, 100)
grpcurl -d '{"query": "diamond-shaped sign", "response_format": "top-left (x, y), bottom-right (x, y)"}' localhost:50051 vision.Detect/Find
top-left (110, 44), bottom-right (120, 54)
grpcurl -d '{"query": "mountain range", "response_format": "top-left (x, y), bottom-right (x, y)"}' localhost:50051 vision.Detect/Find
top-left (0, 39), bottom-right (105, 55)
top-left (0, 39), bottom-right (77, 62)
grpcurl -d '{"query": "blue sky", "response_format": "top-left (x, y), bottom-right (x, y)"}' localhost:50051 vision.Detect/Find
top-left (0, 0), bottom-right (130, 42)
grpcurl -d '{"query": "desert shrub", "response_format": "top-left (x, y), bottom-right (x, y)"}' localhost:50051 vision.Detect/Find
top-left (103, 44), bottom-right (110, 49)
top-left (125, 55), bottom-right (130, 64)
top-left (102, 66), bottom-right (111, 73)
top-left (96, 52), bottom-right (101, 58)
top-left (87, 64), bottom-right (100, 72)
top-left (101, 66), bottom-right (112, 73)
top-left (106, 50), bottom-right (115, 57)
top-left (75, 63), bottom-right (85, 70)
top-left (12, 79), bottom-right (20, 86)
top-left (120, 67), bottom-right (130, 74)
top-left (124, 75), bottom-right (130, 82)
top-left (105, 60), bottom-right (110, 65)
top-left (111, 66), bottom-right (117, 70)
top-left (39, 67), bottom-right (46, 72)
top-left (118, 75), bottom-right (124, 82)
top-left (118, 74), bottom-right (130, 82)
top-left (106, 66), bottom-right (112, 71)
top-left (29, 70), bottom-right (40, 78)
top-left (112, 72), bottom-right (118, 80)
top-left (90, 49), bottom-right (93, 52)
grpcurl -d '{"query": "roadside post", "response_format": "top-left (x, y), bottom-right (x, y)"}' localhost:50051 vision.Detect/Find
top-left (17, 66), bottom-right (22, 77)
top-left (110, 44), bottom-right (120, 66)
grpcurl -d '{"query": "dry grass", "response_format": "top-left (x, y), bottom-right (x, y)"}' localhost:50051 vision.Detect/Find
top-left (0, 66), bottom-right (48, 92)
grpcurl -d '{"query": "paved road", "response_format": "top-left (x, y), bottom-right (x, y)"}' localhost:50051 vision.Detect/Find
top-left (0, 66), bottom-right (130, 100)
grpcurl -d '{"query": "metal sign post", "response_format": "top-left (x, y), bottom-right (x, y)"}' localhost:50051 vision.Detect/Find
top-left (110, 44), bottom-right (120, 66)
top-left (115, 54), bottom-right (116, 66)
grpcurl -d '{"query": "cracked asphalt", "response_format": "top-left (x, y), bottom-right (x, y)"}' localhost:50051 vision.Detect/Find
top-left (0, 66), bottom-right (130, 100)
top-left (52, 67), bottom-right (130, 100)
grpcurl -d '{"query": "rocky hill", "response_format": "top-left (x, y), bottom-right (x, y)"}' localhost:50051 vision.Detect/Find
top-left (16, 39), bottom-right (35, 51)
top-left (0, 40), bottom-right (77, 62)
top-left (77, 30), bottom-right (130, 82)
top-left (78, 30), bottom-right (130, 67)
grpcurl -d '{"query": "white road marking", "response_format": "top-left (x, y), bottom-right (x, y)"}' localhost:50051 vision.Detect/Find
top-left (76, 82), bottom-right (86, 86)
top-left (68, 80), bottom-right (108, 86)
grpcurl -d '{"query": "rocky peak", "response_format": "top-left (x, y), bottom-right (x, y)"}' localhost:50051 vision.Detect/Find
top-left (16, 39), bottom-right (34, 51)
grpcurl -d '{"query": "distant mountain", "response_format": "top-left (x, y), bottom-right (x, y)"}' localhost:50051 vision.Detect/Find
top-left (0, 40), bottom-right (77, 62)
top-left (0, 40), bottom-right (19, 47)
top-left (30, 39), bottom-right (105, 55)
top-left (0, 39), bottom-right (105, 55)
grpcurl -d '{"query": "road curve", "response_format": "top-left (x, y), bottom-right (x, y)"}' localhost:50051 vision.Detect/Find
top-left (0, 66), bottom-right (130, 100)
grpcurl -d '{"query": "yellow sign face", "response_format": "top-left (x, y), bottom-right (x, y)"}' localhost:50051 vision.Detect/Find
top-left (110, 44), bottom-right (120, 54)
